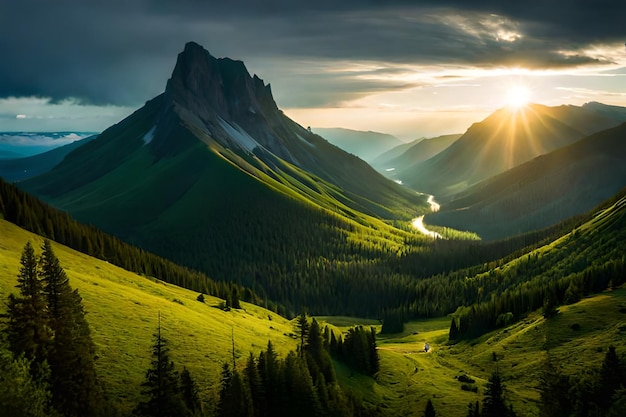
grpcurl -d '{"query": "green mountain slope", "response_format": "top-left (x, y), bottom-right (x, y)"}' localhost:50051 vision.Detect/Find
top-left (428, 122), bottom-right (626, 240)
top-left (19, 44), bottom-right (429, 304)
top-left (0, 219), bottom-right (298, 414)
top-left (2, 210), bottom-right (624, 417)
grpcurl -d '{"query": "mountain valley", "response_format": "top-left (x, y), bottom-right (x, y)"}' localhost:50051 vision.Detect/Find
top-left (1, 39), bottom-right (625, 417)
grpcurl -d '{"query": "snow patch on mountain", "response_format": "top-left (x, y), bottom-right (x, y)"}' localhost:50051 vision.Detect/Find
top-left (296, 134), bottom-right (315, 148)
top-left (142, 126), bottom-right (156, 145)
top-left (218, 117), bottom-right (259, 151)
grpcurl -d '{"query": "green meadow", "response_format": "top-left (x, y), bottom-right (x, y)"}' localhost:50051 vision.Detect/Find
top-left (0, 218), bottom-right (298, 414)
top-left (2, 217), bottom-right (625, 416)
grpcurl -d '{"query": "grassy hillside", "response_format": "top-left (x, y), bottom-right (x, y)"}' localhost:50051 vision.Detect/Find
top-left (319, 286), bottom-right (626, 417)
top-left (1, 211), bottom-right (624, 416)
top-left (0, 218), bottom-right (298, 414)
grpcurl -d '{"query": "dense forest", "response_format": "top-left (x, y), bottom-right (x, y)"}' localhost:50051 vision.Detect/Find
top-left (0, 178), bottom-right (273, 313)
top-left (1, 177), bottom-right (607, 324)
top-left (2, 183), bottom-right (626, 415)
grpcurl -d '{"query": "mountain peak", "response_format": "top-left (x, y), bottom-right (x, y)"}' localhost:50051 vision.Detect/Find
top-left (165, 41), bottom-right (278, 122)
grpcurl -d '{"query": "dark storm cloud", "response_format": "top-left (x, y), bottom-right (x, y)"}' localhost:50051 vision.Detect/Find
top-left (1, 0), bottom-right (624, 107)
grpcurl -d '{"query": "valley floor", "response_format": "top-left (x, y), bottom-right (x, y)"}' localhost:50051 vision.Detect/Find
top-left (322, 286), bottom-right (626, 417)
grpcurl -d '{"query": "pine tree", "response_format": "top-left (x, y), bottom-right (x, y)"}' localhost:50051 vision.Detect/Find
top-left (539, 356), bottom-right (572, 417)
top-left (305, 318), bottom-right (336, 384)
top-left (244, 353), bottom-right (266, 417)
top-left (449, 318), bottom-right (460, 341)
top-left (40, 239), bottom-right (69, 318)
top-left (39, 240), bottom-right (103, 417)
top-left (598, 345), bottom-right (624, 411)
top-left (283, 351), bottom-right (322, 417)
top-left (180, 367), bottom-right (201, 416)
top-left (424, 398), bottom-right (436, 417)
top-left (218, 364), bottom-right (253, 417)
top-left (257, 342), bottom-right (280, 416)
top-left (482, 369), bottom-right (510, 417)
top-left (135, 320), bottom-right (188, 417)
top-left (5, 242), bottom-right (51, 374)
top-left (295, 312), bottom-right (310, 356)
top-left (542, 297), bottom-right (559, 319)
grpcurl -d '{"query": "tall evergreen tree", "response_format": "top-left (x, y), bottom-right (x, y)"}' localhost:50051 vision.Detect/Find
top-left (180, 367), bottom-right (201, 416)
top-left (218, 364), bottom-right (253, 417)
top-left (38, 240), bottom-right (103, 417)
top-left (305, 318), bottom-right (336, 384)
top-left (0, 347), bottom-right (51, 417)
top-left (482, 369), bottom-right (511, 417)
top-left (135, 320), bottom-right (188, 417)
top-left (244, 353), bottom-right (266, 417)
top-left (598, 345), bottom-right (624, 411)
top-left (295, 312), bottom-right (310, 356)
top-left (539, 356), bottom-right (572, 417)
top-left (257, 342), bottom-right (280, 416)
top-left (424, 398), bottom-right (436, 417)
top-left (5, 242), bottom-right (51, 374)
top-left (283, 351), bottom-right (322, 417)
top-left (40, 239), bottom-right (69, 318)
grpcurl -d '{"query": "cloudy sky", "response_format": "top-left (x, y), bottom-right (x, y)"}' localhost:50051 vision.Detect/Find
top-left (1, 0), bottom-right (625, 139)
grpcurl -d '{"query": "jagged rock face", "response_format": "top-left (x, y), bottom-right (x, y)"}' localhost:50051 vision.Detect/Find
top-left (163, 41), bottom-right (291, 159)
top-left (166, 42), bottom-right (276, 120)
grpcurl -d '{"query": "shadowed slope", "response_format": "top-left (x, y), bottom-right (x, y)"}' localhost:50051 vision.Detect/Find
top-left (428, 122), bottom-right (626, 240)
top-left (404, 104), bottom-right (626, 198)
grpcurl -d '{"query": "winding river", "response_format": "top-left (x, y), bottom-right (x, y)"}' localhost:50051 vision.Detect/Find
top-left (411, 195), bottom-right (442, 239)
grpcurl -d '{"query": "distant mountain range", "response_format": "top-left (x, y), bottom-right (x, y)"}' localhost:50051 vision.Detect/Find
top-left (0, 132), bottom-right (96, 158)
top-left (427, 121), bottom-right (626, 240)
top-left (0, 135), bottom-right (97, 181)
top-left (402, 103), bottom-right (626, 198)
top-left (373, 133), bottom-right (462, 182)
top-left (312, 127), bottom-right (404, 162)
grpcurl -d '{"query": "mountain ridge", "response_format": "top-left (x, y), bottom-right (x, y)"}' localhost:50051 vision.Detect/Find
top-left (427, 121), bottom-right (626, 240)
top-left (403, 103), bottom-right (626, 198)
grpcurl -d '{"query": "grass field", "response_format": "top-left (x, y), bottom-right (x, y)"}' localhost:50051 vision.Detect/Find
top-left (2, 217), bottom-right (624, 416)
top-left (330, 288), bottom-right (626, 417)
top-left (0, 219), bottom-right (298, 414)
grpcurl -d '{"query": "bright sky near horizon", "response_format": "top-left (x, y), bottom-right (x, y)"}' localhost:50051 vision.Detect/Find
top-left (1, 1), bottom-right (625, 139)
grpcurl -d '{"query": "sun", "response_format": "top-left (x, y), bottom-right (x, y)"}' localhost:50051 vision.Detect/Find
top-left (506, 85), bottom-right (531, 109)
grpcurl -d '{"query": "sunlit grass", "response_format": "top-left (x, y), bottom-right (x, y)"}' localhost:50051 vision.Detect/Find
top-left (0, 219), bottom-right (298, 414)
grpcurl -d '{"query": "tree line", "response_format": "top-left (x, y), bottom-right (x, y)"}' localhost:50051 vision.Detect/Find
top-left (0, 178), bottom-right (276, 314)
top-left (1, 175), bottom-right (601, 324)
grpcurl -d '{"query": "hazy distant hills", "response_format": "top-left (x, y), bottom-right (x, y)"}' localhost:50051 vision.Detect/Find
top-left (21, 42), bottom-right (426, 282)
top-left (403, 103), bottom-right (626, 198)
top-left (0, 135), bottom-right (97, 181)
top-left (428, 122), bottom-right (626, 240)
top-left (373, 133), bottom-right (461, 180)
top-left (0, 132), bottom-right (96, 158)
top-left (312, 127), bottom-right (404, 162)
